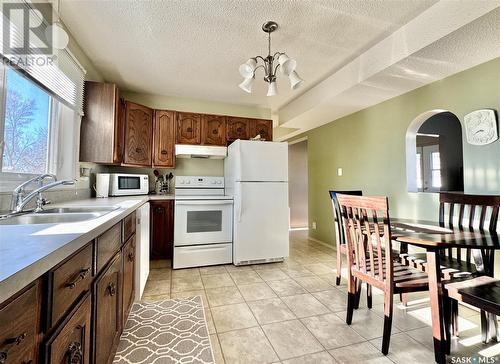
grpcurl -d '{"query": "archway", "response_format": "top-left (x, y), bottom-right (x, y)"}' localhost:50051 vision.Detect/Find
top-left (406, 110), bottom-right (464, 193)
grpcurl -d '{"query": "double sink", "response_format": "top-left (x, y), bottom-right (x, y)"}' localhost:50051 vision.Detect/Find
top-left (0, 206), bottom-right (119, 225)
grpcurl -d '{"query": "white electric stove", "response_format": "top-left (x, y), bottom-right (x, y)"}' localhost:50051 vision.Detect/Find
top-left (173, 176), bottom-right (233, 269)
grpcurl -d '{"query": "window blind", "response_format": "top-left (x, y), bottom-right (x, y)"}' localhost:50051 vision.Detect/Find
top-left (0, 0), bottom-right (86, 115)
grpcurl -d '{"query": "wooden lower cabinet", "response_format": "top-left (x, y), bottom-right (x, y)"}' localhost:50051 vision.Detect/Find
top-left (44, 293), bottom-right (92, 364)
top-left (150, 200), bottom-right (174, 260)
top-left (93, 253), bottom-right (122, 364)
top-left (0, 280), bottom-right (41, 364)
top-left (122, 234), bottom-right (136, 326)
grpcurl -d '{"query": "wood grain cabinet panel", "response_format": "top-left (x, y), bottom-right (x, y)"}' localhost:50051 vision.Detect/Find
top-left (250, 119), bottom-right (273, 141)
top-left (47, 243), bottom-right (93, 328)
top-left (150, 200), bottom-right (174, 260)
top-left (201, 115), bottom-right (226, 145)
top-left (153, 110), bottom-right (176, 168)
top-left (93, 253), bottom-right (122, 364)
top-left (226, 117), bottom-right (250, 141)
top-left (0, 281), bottom-right (41, 364)
top-left (44, 293), bottom-right (92, 364)
top-left (96, 222), bottom-right (122, 273)
top-left (123, 101), bottom-right (153, 166)
top-left (80, 82), bottom-right (123, 164)
top-left (176, 112), bottom-right (201, 145)
top-left (122, 235), bottom-right (136, 326)
top-left (123, 211), bottom-right (136, 243)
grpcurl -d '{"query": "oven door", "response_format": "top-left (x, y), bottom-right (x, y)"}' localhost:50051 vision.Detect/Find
top-left (174, 200), bottom-right (233, 246)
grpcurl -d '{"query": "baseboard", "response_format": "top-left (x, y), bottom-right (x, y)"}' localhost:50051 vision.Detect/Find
top-left (307, 236), bottom-right (335, 250)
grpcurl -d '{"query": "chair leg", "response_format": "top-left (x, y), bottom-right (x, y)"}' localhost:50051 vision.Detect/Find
top-left (451, 300), bottom-right (459, 337)
top-left (400, 293), bottom-right (407, 307)
top-left (354, 278), bottom-right (362, 309)
top-left (336, 249), bottom-right (342, 286)
top-left (442, 295), bottom-right (452, 355)
top-left (481, 309), bottom-right (489, 343)
top-left (488, 313), bottom-right (498, 342)
top-left (381, 291), bottom-right (393, 355)
top-left (367, 284), bottom-right (372, 309)
top-left (346, 274), bottom-right (356, 325)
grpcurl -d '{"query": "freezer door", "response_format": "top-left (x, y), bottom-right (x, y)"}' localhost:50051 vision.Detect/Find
top-left (233, 182), bottom-right (289, 263)
top-left (135, 202), bottom-right (150, 300)
top-left (226, 140), bottom-right (288, 182)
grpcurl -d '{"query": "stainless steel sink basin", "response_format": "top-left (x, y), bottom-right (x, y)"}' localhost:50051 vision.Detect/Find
top-left (39, 206), bottom-right (119, 214)
top-left (0, 206), bottom-right (120, 225)
top-left (0, 213), bottom-right (104, 225)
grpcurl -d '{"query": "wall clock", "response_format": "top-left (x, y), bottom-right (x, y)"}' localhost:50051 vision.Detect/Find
top-left (464, 109), bottom-right (498, 145)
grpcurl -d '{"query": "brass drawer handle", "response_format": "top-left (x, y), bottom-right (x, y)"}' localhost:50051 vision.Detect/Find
top-left (67, 341), bottom-right (83, 364)
top-left (0, 332), bottom-right (28, 363)
top-left (186, 127), bottom-right (192, 132)
top-left (128, 252), bottom-right (135, 262)
top-left (135, 147), bottom-right (142, 153)
top-left (108, 282), bottom-right (116, 297)
top-left (160, 150), bottom-right (168, 155)
top-left (236, 127), bottom-right (242, 132)
top-left (66, 267), bottom-right (91, 289)
top-left (212, 129), bottom-right (218, 135)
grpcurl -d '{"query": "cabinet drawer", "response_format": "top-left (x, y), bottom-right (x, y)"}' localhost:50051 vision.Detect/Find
top-left (0, 281), bottom-right (40, 364)
top-left (48, 243), bottom-right (93, 328)
top-left (123, 211), bottom-right (136, 243)
top-left (122, 235), bottom-right (136, 326)
top-left (44, 293), bottom-right (92, 364)
top-left (96, 222), bottom-right (122, 272)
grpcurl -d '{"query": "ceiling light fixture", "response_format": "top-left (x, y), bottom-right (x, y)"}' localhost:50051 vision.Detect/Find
top-left (238, 21), bottom-right (303, 97)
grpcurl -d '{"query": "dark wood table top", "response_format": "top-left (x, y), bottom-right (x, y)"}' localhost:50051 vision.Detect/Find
top-left (391, 218), bottom-right (500, 249)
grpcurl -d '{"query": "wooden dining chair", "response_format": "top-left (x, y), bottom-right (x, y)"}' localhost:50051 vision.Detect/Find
top-left (438, 193), bottom-right (500, 339)
top-left (329, 190), bottom-right (363, 286)
top-left (338, 194), bottom-right (429, 354)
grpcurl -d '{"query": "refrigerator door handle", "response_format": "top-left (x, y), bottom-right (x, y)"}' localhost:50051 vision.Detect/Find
top-left (237, 192), bottom-right (242, 222)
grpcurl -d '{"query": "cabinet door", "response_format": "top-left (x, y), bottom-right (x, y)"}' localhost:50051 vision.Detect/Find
top-left (153, 110), bottom-right (175, 168)
top-left (80, 82), bottom-right (122, 164)
top-left (0, 281), bottom-right (41, 364)
top-left (226, 117), bottom-right (250, 141)
top-left (250, 119), bottom-right (273, 141)
top-left (122, 235), bottom-right (136, 326)
top-left (176, 112), bottom-right (201, 145)
top-left (123, 101), bottom-right (153, 166)
top-left (93, 253), bottom-right (122, 364)
top-left (45, 293), bottom-right (92, 364)
top-left (150, 200), bottom-right (174, 260)
top-left (201, 115), bottom-right (226, 145)
top-left (113, 96), bottom-right (125, 164)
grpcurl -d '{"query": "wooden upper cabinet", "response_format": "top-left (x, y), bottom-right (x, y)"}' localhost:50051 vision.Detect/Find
top-left (80, 82), bottom-right (124, 164)
top-left (153, 110), bottom-right (175, 168)
top-left (250, 119), bottom-right (273, 141)
top-left (123, 101), bottom-right (153, 166)
top-left (201, 114), bottom-right (226, 146)
top-left (176, 112), bottom-right (201, 145)
top-left (226, 117), bottom-right (250, 141)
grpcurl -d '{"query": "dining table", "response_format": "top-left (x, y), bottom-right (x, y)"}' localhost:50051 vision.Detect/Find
top-left (390, 218), bottom-right (500, 364)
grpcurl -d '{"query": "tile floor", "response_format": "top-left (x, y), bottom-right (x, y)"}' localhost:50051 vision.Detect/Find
top-left (142, 231), bottom-right (500, 363)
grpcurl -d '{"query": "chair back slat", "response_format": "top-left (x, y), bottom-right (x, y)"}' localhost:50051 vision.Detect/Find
top-left (338, 194), bottom-right (392, 289)
top-left (329, 190), bottom-right (363, 247)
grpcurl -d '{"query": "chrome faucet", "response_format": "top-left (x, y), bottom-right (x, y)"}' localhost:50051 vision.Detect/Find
top-left (12, 179), bottom-right (76, 213)
top-left (10, 174), bottom-right (57, 212)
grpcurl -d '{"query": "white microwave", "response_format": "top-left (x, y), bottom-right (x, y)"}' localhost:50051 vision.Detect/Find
top-left (109, 174), bottom-right (149, 196)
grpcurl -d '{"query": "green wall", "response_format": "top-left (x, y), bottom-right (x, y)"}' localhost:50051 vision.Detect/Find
top-left (301, 58), bottom-right (500, 246)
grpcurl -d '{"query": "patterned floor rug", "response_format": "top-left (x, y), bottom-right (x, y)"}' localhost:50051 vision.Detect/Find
top-left (113, 296), bottom-right (214, 364)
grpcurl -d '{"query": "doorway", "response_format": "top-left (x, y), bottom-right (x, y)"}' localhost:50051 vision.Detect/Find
top-left (288, 139), bottom-right (308, 229)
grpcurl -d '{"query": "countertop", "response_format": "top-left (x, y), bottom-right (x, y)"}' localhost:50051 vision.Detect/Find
top-left (0, 194), bottom-right (174, 304)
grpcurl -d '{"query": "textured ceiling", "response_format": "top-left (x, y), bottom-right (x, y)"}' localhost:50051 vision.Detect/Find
top-left (60, 0), bottom-right (438, 110)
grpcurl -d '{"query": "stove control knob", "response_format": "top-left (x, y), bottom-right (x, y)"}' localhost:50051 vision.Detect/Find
top-left (179, 180), bottom-right (185, 184)
top-left (211, 180), bottom-right (216, 184)
top-left (217, 180), bottom-right (222, 184)
top-left (186, 180), bottom-right (191, 184)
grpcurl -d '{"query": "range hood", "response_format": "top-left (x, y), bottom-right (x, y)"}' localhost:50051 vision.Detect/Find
top-left (175, 144), bottom-right (227, 159)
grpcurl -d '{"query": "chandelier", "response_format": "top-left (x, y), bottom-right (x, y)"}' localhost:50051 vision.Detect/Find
top-left (238, 21), bottom-right (303, 96)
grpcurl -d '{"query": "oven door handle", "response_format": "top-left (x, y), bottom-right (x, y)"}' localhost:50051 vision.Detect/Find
top-left (175, 200), bottom-right (234, 206)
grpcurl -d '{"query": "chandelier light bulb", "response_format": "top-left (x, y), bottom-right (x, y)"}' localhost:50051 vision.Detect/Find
top-left (278, 54), bottom-right (296, 76)
top-left (267, 81), bottom-right (278, 97)
top-left (238, 77), bottom-right (254, 93)
top-left (239, 58), bottom-right (257, 78)
top-left (288, 71), bottom-right (303, 90)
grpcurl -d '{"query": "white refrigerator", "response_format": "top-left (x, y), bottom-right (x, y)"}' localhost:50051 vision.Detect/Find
top-left (225, 140), bottom-right (289, 265)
